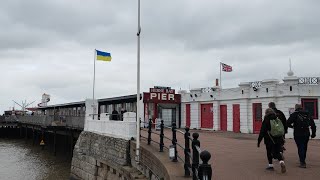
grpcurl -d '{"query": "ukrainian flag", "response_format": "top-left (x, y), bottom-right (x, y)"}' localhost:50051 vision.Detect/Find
top-left (96, 50), bottom-right (112, 62)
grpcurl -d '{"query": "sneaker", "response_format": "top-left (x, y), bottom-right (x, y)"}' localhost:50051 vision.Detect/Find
top-left (299, 163), bottom-right (306, 168)
top-left (280, 161), bottom-right (286, 173)
top-left (266, 167), bottom-right (274, 171)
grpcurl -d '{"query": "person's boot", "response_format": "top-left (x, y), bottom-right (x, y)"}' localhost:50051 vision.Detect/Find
top-left (299, 162), bottom-right (306, 168)
top-left (280, 161), bottom-right (286, 173)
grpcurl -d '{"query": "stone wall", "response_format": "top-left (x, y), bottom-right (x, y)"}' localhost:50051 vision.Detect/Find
top-left (70, 131), bottom-right (146, 180)
top-left (130, 141), bottom-right (170, 180)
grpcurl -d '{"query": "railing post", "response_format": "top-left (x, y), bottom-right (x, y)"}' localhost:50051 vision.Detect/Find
top-left (192, 132), bottom-right (200, 180)
top-left (159, 120), bottom-right (164, 152)
top-left (148, 118), bottom-right (152, 145)
top-left (198, 150), bottom-right (212, 180)
top-left (184, 127), bottom-right (191, 176)
top-left (172, 122), bottom-right (178, 162)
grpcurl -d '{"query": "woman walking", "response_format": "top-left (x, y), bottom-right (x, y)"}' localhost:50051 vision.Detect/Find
top-left (258, 108), bottom-right (286, 173)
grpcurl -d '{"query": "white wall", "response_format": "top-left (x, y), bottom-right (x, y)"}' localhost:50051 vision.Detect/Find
top-left (181, 103), bottom-right (186, 128)
top-left (85, 112), bottom-right (137, 140)
top-left (190, 102), bottom-right (200, 129)
top-left (213, 101), bottom-right (220, 131)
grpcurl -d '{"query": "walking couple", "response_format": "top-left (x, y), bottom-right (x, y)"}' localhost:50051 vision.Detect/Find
top-left (257, 102), bottom-right (316, 173)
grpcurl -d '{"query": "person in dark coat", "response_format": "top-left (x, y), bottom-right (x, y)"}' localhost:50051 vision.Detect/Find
top-left (287, 104), bottom-right (316, 168)
top-left (120, 108), bottom-right (127, 121)
top-left (112, 109), bottom-right (119, 120)
top-left (268, 102), bottom-right (288, 152)
top-left (258, 108), bottom-right (286, 173)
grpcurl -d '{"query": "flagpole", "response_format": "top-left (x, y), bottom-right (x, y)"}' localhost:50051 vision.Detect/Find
top-left (219, 62), bottom-right (222, 88)
top-left (136, 0), bottom-right (141, 163)
top-left (93, 49), bottom-right (96, 120)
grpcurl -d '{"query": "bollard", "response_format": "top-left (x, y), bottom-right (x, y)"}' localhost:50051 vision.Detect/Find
top-left (192, 132), bottom-right (200, 180)
top-left (198, 150), bottom-right (212, 180)
top-left (41, 129), bottom-right (45, 150)
top-left (159, 120), bottom-right (164, 152)
top-left (184, 127), bottom-right (191, 176)
top-left (53, 130), bottom-right (57, 156)
top-left (32, 127), bottom-right (35, 146)
top-left (148, 119), bottom-right (152, 145)
top-left (172, 122), bottom-right (178, 162)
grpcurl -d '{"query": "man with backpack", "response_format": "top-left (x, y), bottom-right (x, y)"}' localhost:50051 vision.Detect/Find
top-left (258, 108), bottom-right (286, 173)
top-left (287, 104), bottom-right (316, 168)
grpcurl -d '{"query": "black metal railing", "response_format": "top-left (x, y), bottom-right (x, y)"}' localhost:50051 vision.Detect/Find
top-left (141, 119), bottom-right (213, 180)
top-left (298, 77), bottom-right (319, 85)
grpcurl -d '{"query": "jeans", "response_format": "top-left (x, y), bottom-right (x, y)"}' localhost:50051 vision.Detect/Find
top-left (294, 136), bottom-right (309, 164)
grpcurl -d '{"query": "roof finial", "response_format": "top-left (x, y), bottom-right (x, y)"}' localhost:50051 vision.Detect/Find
top-left (289, 58), bottom-right (292, 71)
top-left (287, 58), bottom-right (294, 76)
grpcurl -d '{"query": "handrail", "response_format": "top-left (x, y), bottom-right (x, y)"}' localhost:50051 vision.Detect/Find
top-left (176, 129), bottom-right (185, 135)
top-left (144, 118), bottom-right (213, 180)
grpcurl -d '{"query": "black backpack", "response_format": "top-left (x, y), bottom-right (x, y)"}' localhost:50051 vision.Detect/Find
top-left (296, 113), bottom-right (310, 129)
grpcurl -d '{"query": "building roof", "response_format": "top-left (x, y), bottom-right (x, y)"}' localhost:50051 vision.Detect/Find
top-left (38, 101), bottom-right (85, 109)
top-left (98, 94), bottom-right (138, 103)
top-left (37, 94), bottom-right (140, 109)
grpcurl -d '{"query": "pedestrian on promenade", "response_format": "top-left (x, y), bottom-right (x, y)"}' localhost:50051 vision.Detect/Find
top-left (112, 109), bottom-right (119, 120)
top-left (268, 102), bottom-right (287, 153)
top-left (287, 104), bottom-right (317, 168)
top-left (258, 108), bottom-right (286, 173)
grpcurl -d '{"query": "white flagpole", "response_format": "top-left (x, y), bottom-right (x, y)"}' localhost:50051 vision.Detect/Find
top-left (93, 49), bottom-right (96, 120)
top-left (220, 62), bottom-right (222, 88)
top-left (136, 0), bottom-right (141, 163)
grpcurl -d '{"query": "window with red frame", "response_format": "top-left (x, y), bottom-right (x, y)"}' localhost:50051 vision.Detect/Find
top-left (301, 98), bottom-right (318, 119)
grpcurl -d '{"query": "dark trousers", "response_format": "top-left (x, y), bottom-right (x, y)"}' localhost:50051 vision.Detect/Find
top-left (266, 142), bottom-right (283, 164)
top-left (294, 136), bottom-right (309, 164)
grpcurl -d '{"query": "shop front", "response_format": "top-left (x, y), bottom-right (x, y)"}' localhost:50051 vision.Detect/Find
top-left (143, 86), bottom-right (181, 128)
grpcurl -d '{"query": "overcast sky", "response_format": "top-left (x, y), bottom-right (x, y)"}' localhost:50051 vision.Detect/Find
top-left (1, 0), bottom-right (320, 113)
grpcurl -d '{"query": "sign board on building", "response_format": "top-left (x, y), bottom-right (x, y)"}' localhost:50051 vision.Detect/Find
top-left (143, 86), bottom-right (181, 103)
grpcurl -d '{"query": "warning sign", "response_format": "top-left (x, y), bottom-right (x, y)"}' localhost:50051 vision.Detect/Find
top-left (40, 140), bottom-right (45, 146)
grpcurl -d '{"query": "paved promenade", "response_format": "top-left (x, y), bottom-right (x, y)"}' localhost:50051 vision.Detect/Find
top-left (141, 129), bottom-right (320, 180)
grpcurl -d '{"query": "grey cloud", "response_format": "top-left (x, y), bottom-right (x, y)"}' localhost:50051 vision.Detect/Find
top-left (1, 0), bottom-right (320, 113)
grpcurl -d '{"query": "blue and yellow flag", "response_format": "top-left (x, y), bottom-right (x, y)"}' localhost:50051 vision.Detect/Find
top-left (96, 50), bottom-right (111, 62)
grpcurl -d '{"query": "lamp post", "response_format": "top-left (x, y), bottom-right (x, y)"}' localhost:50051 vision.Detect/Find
top-left (136, 0), bottom-right (141, 163)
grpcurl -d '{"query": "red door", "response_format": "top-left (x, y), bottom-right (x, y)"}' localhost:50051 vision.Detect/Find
top-left (253, 103), bottom-right (263, 134)
top-left (233, 104), bottom-right (240, 133)
top-left (201, 104), bottom-right (213, 128)
top-left (186, 104), bottom-right (191, 128)
top-left (220, 105), bottom-right (227, 131)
